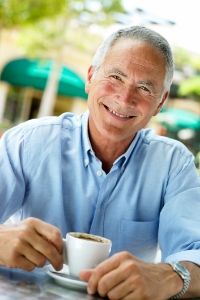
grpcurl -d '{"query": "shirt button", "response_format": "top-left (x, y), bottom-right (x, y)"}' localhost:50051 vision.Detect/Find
top-left (84, 159), bottom-right (89, 166)
top-left (96, 170), bottom-right (103, 176)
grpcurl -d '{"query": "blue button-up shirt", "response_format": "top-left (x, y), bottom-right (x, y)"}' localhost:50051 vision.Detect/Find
top-left (0, 111), bottom-right (200, 264)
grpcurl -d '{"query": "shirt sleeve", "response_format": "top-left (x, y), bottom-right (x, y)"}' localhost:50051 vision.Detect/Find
top-left (0, 126), bottom-right (27, 223)
top-left (158, 146), bottom-right (200, 265)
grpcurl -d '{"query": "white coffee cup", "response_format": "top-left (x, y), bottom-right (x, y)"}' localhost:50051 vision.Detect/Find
top-left (63, 232), bottom-right (112, 278)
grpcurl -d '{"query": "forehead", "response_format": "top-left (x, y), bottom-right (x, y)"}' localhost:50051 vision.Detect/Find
top-left (103, 39), bottom-right (166, 75)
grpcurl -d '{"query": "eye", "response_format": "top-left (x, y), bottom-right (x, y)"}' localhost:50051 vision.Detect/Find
top-left (110, 74), bottom-right (122, 81)
top-left (138, 85), bottom-right (154, 96)
top-left (139, 85), bottom-right (150, 92)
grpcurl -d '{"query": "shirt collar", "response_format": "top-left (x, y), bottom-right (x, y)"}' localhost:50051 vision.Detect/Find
top-left (81, 111), bottom-right (93, 167)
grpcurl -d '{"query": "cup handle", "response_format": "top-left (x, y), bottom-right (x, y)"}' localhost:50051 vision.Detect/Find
top-left (62, 238), bottom-right (68, 265)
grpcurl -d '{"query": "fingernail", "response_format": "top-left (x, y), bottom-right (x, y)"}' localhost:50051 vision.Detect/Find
top-left (87, 287), bottom-right (94, 295)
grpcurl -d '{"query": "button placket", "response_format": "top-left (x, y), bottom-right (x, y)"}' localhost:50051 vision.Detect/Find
top-left (89, 168), bottom-right (121, 235)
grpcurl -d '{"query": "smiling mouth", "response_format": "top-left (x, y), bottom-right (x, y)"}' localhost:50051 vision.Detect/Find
top-left (104, 105), bottom-right (135, 119)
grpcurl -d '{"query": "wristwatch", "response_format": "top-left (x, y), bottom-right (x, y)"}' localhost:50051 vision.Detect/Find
top-left (168, 262), bottom-right (191, 299)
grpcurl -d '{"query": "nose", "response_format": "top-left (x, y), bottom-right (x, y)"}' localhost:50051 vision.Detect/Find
top-left (119, 85), bottom-right (136, 105)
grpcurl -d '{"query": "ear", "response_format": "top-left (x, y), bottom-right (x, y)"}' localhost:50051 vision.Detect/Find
top-left (153, 91), bottom-right (169, 116)
top-left (85, 66), bottom-right (94, 94)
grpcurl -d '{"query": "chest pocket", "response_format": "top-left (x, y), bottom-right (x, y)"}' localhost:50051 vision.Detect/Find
top-left (119, 219), bottom-right (159, 261)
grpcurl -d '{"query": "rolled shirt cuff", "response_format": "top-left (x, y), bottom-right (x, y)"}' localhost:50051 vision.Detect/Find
top-left (165, 250), bottom-right (200, 266)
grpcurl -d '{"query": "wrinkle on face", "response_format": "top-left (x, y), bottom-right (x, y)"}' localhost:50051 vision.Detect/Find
top-left (102, 40), bottom-right (166, 95)
top-left (87, 39), bottom-right (168, 147)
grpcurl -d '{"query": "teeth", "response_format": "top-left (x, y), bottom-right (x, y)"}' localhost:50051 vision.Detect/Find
top-left (108, 108), bottom-right (130, 118)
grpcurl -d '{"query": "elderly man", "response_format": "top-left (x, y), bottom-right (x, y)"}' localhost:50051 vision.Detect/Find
top-left (0, 26), bottom-right (200, 299)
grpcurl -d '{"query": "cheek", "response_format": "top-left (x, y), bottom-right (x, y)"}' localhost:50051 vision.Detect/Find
top-left (103, 81), bottom-right (118, 94)
top-left (88, 81), bottom-right (117, 106)
top-left (139, 99), bottom-right (158, 116)
top-left (95, 80), bottom-right (119, 97)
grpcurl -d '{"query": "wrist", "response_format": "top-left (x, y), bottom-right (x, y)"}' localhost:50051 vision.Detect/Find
top-left (155, 263), bottom-right (184, 299)
top-left (168, 262), bottom-right (191, 299)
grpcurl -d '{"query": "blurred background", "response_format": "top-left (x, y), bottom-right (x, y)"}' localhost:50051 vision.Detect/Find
top-left (0, 0), bottom-right (199, 171)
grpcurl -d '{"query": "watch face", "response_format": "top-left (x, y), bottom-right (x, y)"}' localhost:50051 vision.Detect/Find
top-left (182, 267), bottom-right (188, 275)
top-left (174, 262), bottom-right (190, 278)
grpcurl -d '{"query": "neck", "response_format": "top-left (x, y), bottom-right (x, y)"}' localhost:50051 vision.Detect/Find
top-left (88, 126), bottom-right (135, 173)
top-left (92, 140), bottom-right (127, 173)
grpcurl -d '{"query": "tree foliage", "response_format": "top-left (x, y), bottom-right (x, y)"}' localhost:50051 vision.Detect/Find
top-left (0, 0), bottom-right (125, 29)
top-left (1, 0), bottom-right (126, 58)
top-left (174, 47), bottom-right (200, 101)
top-left (174, 46), bottom-right (200, 72)
top-left (179, 76), bottom-right (200, 102)
top-left (16, 0), bottom-right (126, 59)
top-left (173, 47), bottom-right (192, 69)
top-left (0, 0), bottom-right (66, 28)
top-left (65, 0), bottom-right (125, 20)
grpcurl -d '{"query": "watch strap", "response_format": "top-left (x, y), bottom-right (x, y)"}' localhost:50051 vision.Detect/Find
top-left (168, 262), bottom-right (191, 299)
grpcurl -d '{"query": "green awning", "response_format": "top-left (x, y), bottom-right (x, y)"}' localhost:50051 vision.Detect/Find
top-left (0, 58), bottom-right (87, 100)
top-left (156, 108), bottom-right (200, 131)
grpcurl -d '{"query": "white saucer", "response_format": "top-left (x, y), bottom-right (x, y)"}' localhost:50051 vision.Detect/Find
top-left (45, 264), bottom-right (87, 291)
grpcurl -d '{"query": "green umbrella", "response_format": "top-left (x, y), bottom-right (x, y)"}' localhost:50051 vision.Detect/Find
top-left (0, 58), bottom-right (87, 100)
top-left (156, 108), bottom-right (200, 131)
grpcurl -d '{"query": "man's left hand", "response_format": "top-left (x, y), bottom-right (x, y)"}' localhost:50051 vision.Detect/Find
top-left (80, 251), bottom-right (182, 300)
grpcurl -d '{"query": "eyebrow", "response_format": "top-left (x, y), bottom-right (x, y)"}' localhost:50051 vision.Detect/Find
top-left (138, 80), bottom-right (154, 89)
top-left (108, 68), bottom-right (128, 78)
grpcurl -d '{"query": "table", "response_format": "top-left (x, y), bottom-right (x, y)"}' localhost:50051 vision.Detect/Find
top-left (1, 266), bottom-right (200, 300)
top-left (0, 266), bottom-right (103, 299)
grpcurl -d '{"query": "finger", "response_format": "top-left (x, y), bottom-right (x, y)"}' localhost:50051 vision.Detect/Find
top-left (16, 255), bottom-right (36, 272)
top-left (122, 282), bottom-right (152, 300)
top-left (87, 255), bottom-right (121, 294)
top-left (26, 232), bottom-right (63, 268)
top-left (122, 291), bottom-right (136, 300)
top-left (21, 219), bottom-right (63, 269)
top-left (96, 265), bottom-right (129, 297)
top-left (15, 240), bottom-right (47, 268)
top-left (88, 252), bottom-right (138, 297)
top-left (106, 277), bottom-right (135, 300)
top-left (80, 269), bottom-right (93, 282)
top-left (24, 218), bottom-right (63, 253)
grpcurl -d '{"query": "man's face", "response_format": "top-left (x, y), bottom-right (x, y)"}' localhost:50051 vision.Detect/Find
top-left (86, 39), bottom-right (169, 143)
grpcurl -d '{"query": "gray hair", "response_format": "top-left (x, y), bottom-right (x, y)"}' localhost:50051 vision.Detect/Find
top-left (92, 26), bottom-right (174, 90)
